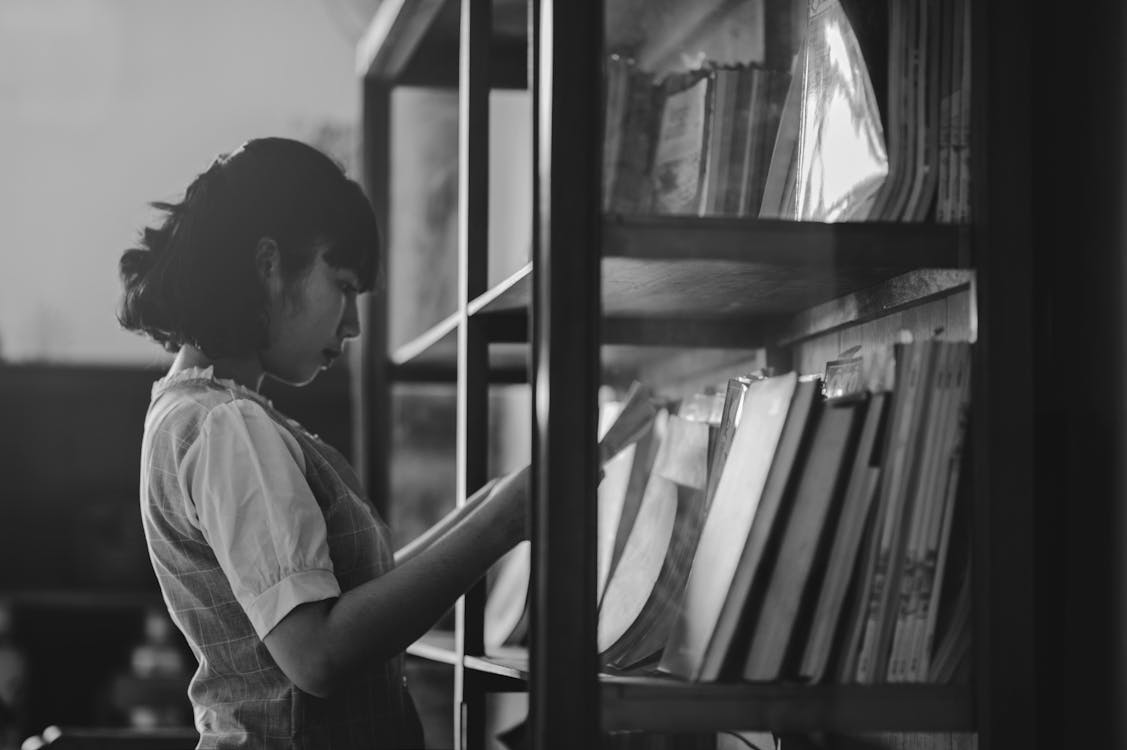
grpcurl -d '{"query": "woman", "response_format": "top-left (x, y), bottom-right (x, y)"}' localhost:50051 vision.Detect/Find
top-left (118, 137), bottom-right (528, 748)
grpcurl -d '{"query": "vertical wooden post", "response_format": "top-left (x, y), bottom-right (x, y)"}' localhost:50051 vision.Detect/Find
top-left (455, 1), bottom-right (490, 749)
top-left (530, 0), bottom-right (603, 748)
top-left (974, 1), bottom-right (1035, 748)
top-left (358, 77), bottom-right (392, 518)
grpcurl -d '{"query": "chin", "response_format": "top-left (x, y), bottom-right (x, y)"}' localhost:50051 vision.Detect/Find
top-left (268, 367), bottom-right (321, 388)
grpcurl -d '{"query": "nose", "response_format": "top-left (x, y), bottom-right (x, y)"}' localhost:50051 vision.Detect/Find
top-left (340, 294), bottom-right (361, 341)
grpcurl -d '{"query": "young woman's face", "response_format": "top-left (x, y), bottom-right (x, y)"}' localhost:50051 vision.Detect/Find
top-left (259, 242), bottom-right (362, 386)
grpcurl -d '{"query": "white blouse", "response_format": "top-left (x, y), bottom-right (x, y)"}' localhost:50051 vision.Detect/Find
top-left (157, 368), bottom-right (341, 639)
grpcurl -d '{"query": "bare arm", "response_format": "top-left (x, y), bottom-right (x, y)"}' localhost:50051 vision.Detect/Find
top-left (263, 465), bottom-right (529, 697)
top-left (393, 478), bottom-right (498, 567)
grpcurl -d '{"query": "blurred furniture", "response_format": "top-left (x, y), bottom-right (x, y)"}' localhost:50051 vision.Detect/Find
top-left (21, 725), bottom-right (196, 749)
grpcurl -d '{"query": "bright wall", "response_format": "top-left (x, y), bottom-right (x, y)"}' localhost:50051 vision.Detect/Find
top-left (0, 0), bottom-right (370, 364)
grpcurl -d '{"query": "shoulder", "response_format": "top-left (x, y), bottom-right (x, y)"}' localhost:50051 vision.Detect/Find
top-left (146, 380), bottom-right (303, 468)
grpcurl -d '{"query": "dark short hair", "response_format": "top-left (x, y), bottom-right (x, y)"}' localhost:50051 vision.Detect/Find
top-left (117, 137), bottom-right (379, 357)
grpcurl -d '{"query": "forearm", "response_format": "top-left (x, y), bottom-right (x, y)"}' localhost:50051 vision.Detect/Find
top-left (323, 492), bottom-right (517, 673)
top-left (264, 466), bottom-right (528, 697)
top-left (393, 478), bottom-right (497, 567)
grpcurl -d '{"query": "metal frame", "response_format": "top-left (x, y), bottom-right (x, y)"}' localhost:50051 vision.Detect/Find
top-left (454, 2), bottom-right (492, 749)
top-left (529, 1), bottom-right (603, 747)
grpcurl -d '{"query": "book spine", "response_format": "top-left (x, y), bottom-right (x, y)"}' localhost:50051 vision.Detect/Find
top-left (602, 55), bottom-right (630, 213)
top-left (954, 0), bottom-right (972, 222)
top-left (913, 343), bottom-right (971, 680)
top-left (722, 66), bottom-right (754, 217)
top-left (855, 340), bottom-right (934, 683)
top-left (889, 340), bottom-right (953, 681)
top-left (900, 341), bottom-right (958, 680)
top-left (611, 69), bottom-right (658, 214)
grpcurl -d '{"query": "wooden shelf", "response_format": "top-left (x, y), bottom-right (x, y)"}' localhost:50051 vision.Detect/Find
top-left (406, 629), bottom-right (459, 666)
top-left (464, 647), bottom-right (529, 682)
top-left (468, 219), bottom-right (967, 348)
top-left (603, 216), bottom-right (968, 264)
top-left (389, 313), bottom-right (529, 383)
top-left (358, 0), bottom-right (527, 87)
top-left (601, 679), bottom-right (974, 733)
top-left (390, 220), bottom-right (970, 370)
top-left (407, 644), bottom-right (972, 733)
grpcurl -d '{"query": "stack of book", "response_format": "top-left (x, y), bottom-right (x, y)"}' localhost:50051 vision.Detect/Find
top-left (601, 0), bottom-right (973, 223)
top-left (591, 337), bottom-right (973, 683)
top-left (602, 57), bottom-right (790, 218)
top-left (865, 0), bottom-right (973, 223)
top-left (480, 337), bottom-right (973, 683)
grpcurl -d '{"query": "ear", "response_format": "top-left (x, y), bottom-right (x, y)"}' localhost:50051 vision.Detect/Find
top-left (255, 237), bottom-right (282, 288)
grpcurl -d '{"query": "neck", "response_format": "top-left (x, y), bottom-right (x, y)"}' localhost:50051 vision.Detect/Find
top-left (170, 345), bottom-right (266, 392)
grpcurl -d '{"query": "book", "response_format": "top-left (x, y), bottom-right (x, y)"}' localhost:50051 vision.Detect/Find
top-left (928, 551), bottom-right (971, 684)
top-left (603, 54), bottom-right (632, 212)
top-left (598, 410), bottom-right (675, 659)
top-left (697, 68), bottom-right (739, 216)
top-left (605, 419), bottom-right (662, 602)
top-left (600, 407), bottom-right (713, 668)
top-left (909, 0), bottom-right (944, 220)
top-left (708, 376), bottom-right (824, 679)
top-left (886, 339), bottom-right (953, 681)
top-left (658, 372), bottom-right (800, 680)
top-left (741, 394), bottom-right (867, 681)
top-left (935, 0), bottom-right (956, 222)
top-left (758, 53), bottom-right (803, 220)
top-left (599, 381), bottom-right (659, 466)
top-left (853, 339), bottom-right (939, 683)
top-left (608, 63), bottom-right (660, 215)
top-left (609, 394), bottom-right (723, 669)
top-left (954, 0), bottom-right (972, 222)
top-left (484, 541), bottom-right (531, 650)
top-left (741, 68), bottom-right (790, 218)
top-left (721, 66), bottom-right (758, 217)
top-left (598, 383), bottom-right (660, 602)
top-left (702, 377), bottom-right (753, 514)
top-left (797, 390), bottom-right (890, 683)
top-left (650, 72), bottom-right (711, 215)
top-left (886, 340), bottom-right (972, 681)
top-left (884, 0), bottom-right (919, 221)
top-left (598, 405), bottom-right (638, 604)
top-left (706, 376), bottom-right (822, 680)
top-left (908, 342), bottom-right (972, 680)
top-left (488, 383), bottom-right (659, 648)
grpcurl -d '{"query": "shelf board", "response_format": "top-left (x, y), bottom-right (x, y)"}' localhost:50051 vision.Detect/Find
top-left (778, 267), bottom-right (975, 345)
top-left (601, 679), bottom-right (974, 733)
top-left (412, 645), bottom-right (972, 733)
top-left (358, 0), bottom-right (527, 88)
top-left (389, 313), bottom-right (528, 383)
top-left (390, 312), bottom-right (460, 366)
top-left (603, 216), bottom-right (968, 264)
top-left (467, 262), bottom-right (533, 317)
top-left (391, 220), bottom-right (969, 369)
top-left (469, 219), bottom-right (966, 346)
top-left (464, 646), bottom-right (530, 681)
top-left (406, 630), bottom-right (459, 666)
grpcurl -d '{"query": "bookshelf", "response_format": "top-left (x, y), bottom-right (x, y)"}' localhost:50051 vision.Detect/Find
top-left (355, 0), bottom-right (1040, 749)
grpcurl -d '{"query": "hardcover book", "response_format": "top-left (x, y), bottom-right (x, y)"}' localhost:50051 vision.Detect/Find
top-left (659, 373), bottom-right (800, 680)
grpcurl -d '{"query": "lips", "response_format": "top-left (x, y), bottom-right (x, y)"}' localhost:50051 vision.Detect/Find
top-left (322, 348), bottom-right (342, 365)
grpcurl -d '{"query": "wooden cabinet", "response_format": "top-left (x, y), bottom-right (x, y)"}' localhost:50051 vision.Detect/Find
top-left (353, 1), bottom-right (1060, 748)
